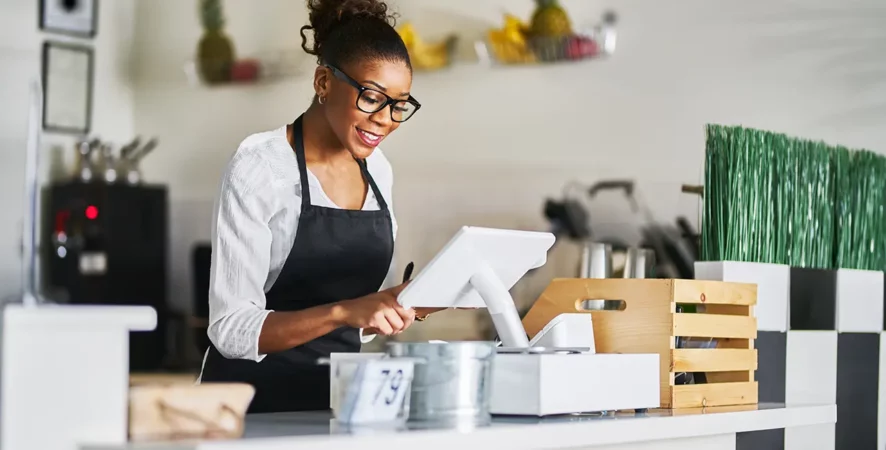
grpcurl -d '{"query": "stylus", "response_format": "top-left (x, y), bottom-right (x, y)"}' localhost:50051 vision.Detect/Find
top-left (402, 261), bottom-right (415, 284)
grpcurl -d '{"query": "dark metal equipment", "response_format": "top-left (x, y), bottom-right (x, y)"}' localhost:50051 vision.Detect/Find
top-left (41, 181), bottom-right (170, 372)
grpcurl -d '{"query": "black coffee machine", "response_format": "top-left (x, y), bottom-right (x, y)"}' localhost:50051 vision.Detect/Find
top-left (41, 180), bottom-right (169, 372)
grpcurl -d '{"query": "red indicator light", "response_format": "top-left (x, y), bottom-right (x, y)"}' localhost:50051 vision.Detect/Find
top-left (85, 205), bottom-right (99, 220)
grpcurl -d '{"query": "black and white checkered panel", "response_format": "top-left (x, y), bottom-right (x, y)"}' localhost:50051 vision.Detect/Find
top-left (695, 262), bottom-right (791, 332)
top-left (785, 331), bottom-right (837, 449)
top-left (695, 262), bottom-right (884, 450)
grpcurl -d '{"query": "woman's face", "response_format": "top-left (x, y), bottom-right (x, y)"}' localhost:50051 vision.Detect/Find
top-left (318, 59), bottom-right (413, 159)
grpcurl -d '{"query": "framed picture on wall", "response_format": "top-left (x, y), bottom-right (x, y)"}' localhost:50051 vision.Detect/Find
top-left (42, 41), bottom-right (94, 135)
top-left (39, 0), bottom-right (99, 38)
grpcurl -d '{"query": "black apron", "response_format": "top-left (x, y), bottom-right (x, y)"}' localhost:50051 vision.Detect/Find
top-left (200, 115), bottom-right (394, 413)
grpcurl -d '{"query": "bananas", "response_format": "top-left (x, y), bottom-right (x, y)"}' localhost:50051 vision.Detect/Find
top-left (488, 14), bottom-right (536, 64)
top-left (398, 23), bottom-right (458, 71)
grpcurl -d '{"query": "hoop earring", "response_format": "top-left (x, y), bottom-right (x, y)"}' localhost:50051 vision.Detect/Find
top-left (318, 96), bottom-right (326, 105)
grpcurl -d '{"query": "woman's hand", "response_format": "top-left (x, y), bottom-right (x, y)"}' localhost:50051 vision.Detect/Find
top-left (336, 283), bottom-right (414, 336)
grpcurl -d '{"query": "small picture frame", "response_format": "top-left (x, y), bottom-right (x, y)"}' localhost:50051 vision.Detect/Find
top-left (39, 0), bottom-right (99, 38)
top-left (42, 41), bottom-right (94, 135)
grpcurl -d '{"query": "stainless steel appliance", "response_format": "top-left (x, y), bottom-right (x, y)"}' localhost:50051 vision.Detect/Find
top-left (543, 179), bottom-right (698, 279)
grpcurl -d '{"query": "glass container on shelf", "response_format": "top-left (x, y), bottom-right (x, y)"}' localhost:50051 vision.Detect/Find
top-left (478, 8), bottom-right (618, 66)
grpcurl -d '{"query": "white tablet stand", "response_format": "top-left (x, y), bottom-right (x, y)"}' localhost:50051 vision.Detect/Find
top-left (398, 227), bottom-right (556, 348)
top-left (470, 263), bottom-right (530, 347)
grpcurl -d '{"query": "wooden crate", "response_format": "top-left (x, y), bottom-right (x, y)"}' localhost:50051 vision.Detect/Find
top-left (522, 278), bottom-right (758, 409)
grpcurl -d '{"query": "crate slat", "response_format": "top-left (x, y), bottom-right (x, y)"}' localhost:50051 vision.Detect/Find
top-left (671, 382), bottom-right (758, 408)
top-left (672, 279), bottom-right (757, 305)
top-left (673, 313), bottom-right (757, 339)
top-left (705, 371), bottom-right (755, 383)
top-left (671, 349), bottom-right (757, 372)
top-left (702, 304), bottom-right (753, 316)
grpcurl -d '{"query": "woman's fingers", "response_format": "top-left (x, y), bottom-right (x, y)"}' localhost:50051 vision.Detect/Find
top-left (371, 311), bottom-right (394, 335)
top-left (366, 293), bottom-right (417, 335)
top-left (398, 307), bottom-right (416, 330)
top-left (382, 308), bottom-right (406, 333)
top-left (390, 300), bottom-right (416, 332)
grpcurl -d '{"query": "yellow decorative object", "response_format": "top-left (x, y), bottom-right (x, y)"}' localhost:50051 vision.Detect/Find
top-left (397, 23), bottom-right (458, 71)
top-left (487, 14), bottom-right (536, 64)
top-left (504, 14), bottom-right (531, 43)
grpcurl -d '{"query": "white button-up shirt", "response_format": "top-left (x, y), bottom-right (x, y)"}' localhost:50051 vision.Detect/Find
top-left (206, 125), bottom-right (396, 363)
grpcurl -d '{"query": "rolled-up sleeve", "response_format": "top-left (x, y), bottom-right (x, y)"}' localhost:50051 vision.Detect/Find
top-left (207, 153), bottom-right (276, 362)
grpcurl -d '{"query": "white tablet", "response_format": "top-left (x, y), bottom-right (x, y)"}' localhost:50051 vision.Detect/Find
top-left (397, 226), bottom-right (555, 347)
top-left (398, 226), bottom-right (555, 308)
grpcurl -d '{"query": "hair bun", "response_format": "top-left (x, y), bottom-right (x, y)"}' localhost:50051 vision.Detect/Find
top-left (301, 0), bottom-right (397, 59)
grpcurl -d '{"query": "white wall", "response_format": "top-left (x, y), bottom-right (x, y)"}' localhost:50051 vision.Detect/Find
top-left (0, 0), bottom-right (137, 300)
top-left (131, 0), bottom-right (886, 338)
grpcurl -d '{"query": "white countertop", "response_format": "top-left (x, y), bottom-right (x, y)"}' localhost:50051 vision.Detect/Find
top-left (82, 403), bottom-right (835, 450)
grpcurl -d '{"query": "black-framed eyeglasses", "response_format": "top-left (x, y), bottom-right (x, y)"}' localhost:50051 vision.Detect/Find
top-left (325, 64), bottom-right (421, 123)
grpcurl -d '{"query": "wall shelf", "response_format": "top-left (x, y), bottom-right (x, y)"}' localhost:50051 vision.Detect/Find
top-left (183, 49), bottom-right (307, 87)
top-left (180, 29), bottom-right (616, 86)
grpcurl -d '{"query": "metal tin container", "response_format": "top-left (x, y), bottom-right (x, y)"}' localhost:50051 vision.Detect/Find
top-left (386, 341), bottom-right (496, 424)
top-left (623, 247), bottom-right (655, 279)
top-left (580, 242), bottom-right (612, 278)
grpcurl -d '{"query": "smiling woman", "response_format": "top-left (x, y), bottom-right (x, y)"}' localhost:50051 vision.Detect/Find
top-left (198, 0), bottom-right (435, 414)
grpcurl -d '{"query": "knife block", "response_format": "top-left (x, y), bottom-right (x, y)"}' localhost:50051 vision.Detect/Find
top-left (522, 278), bottom-right (759, 409)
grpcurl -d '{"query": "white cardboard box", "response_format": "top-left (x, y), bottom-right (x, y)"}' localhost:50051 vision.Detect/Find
top-left (695, 261), bottom-right (789, 332)
top-left (490, 353), bottom-right (659, 416)
top-left (1, 305), bottom-right (156, 450)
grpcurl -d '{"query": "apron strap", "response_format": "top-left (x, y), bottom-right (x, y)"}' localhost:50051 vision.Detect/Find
top-left (292, 114), bottom-right (389, 212)
top-left (291, 116), bottom-right (313, 210)
top-left (357, 158), bottom-right (389, 210)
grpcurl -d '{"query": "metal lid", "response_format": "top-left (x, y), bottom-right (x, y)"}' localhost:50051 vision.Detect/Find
top-left (496, 346), bottom-right (590, 354)
top-left (385, 341), bottom-right (497, 359)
